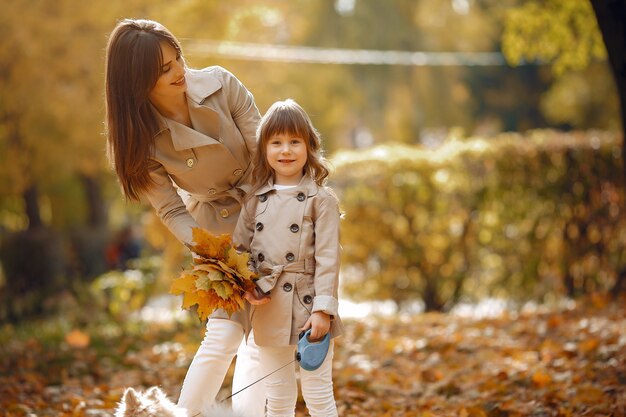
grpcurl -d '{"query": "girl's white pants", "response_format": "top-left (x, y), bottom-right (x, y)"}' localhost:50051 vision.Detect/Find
top-left (259, 342), bottom-right (337, 417)
top-left (177, 318), bottom-right (265, 417)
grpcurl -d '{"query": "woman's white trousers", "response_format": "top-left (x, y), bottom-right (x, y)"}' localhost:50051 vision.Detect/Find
top-left (177, 318), bottom-right (265, 416)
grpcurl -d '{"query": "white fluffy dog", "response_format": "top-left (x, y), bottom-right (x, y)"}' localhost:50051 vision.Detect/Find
top-left (114, 386), bottom-right (243, 417)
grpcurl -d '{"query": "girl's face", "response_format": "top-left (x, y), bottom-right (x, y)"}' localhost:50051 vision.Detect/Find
top-left (266, 133), bottom-right (308, 185)
top-left (149, 41), bottom-right (186, 102)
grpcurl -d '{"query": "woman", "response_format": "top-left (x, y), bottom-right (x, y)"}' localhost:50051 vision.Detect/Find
top-left (104, 18), bottom-right (265, 416)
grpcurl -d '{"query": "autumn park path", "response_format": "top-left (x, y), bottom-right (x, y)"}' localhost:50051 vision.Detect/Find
top-left (1, 296), bottom-right (624, 417)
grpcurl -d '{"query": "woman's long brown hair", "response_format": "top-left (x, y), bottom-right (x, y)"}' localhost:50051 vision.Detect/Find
top-left (104, 19), bottom-right (182, 201)
top-left (252, 99), bottom-right (330, 190)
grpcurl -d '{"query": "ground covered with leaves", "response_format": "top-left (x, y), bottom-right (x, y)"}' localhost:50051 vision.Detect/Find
top-left (0, 296), bottom-right (624, 416)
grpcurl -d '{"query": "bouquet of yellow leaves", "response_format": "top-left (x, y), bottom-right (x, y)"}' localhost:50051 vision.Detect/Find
top-left (170, 227), bottom-right (257, 320)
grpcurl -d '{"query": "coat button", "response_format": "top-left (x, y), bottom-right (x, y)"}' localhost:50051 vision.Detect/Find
top-left (285, 252), bottom-right (295, 262)
top-left (258, 253), bottom-right (265, 262)
top-left (256, 222), bottom-right (264, 231)
top-left (186, 158), bottom-right (195, 168)
top-left (296, 192), bottom-right (305, 202)
top-left (303, 295), bottom-right (313, 304)
top-left (259, 194), bottom-right (268, 202)
top-left (220, 208), bottom-right (229, 218)
top-left (283, 283), bottom-right (293, 292)
top-left (208, 188), bottom-right (217, 196)
top-left (290, 224), bottom-right (299, 233)
top-left (234, 169), bottom-right (243, 176)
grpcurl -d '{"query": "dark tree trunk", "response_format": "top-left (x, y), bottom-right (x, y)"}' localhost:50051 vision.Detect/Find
top-left (80, 174), bottom-right (108, 227)
top-left (23, 185), bottom-right (42, 230)
top-left (423, 278), bottom-right (444, 312)
top-left (590, 0), bottom-right (626, 296)
top-left (590, 0), bottom-right (626, 164)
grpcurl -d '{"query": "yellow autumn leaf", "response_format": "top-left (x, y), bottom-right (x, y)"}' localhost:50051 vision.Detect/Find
top-left (195, 269), bottom-right (225, 291)
top-left (190, 227), bottom-right (232, 259)
top-left (65, 329), bottom-right (90, 348)
top-left (170, 273), bottom-right (198, 295)
top-left (196, 292), bottom-right (217, 320)
top-left (194, 262), bottom-right (221, 273)
top-left (226, 247), bottom-right (256, 281)
top-left (213, 281), bottom-right (235, 300)
top-left (532, 371), bottom-right (552, 387)
top-left (182, 291), bottom-right (202, 310)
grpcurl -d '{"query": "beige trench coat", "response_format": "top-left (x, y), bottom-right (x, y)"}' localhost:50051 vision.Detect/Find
top-left (233, 174), bottom-right (345, 347)
top-left (143, 66), bottom-right (260, 246)
top-left (142, 66), bottom-right (260, 326)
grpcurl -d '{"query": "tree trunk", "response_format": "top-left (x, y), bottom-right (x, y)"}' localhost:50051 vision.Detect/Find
top-left (80, 174), bottom-right (108, 227)
top-left (23, 185), bottom-right (42, 230)
top-left (590, 0), bottom-right (626, 296)
top-left (590, 0), bottom-right (626, 167)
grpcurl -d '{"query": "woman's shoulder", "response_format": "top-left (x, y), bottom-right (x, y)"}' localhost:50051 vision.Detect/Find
top-left (193, 65), bottom-right (237, 81)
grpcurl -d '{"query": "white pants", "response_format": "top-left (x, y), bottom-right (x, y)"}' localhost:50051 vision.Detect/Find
top-left (177, 318), bottom-right (265, 417)
top-left (259, 342), bottom-right (337, 417)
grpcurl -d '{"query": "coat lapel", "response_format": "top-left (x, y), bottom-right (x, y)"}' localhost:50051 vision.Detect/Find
top-left (154, 68), bottom-right (224, 151)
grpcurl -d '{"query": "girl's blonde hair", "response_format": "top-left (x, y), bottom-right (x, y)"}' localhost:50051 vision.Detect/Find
top-left (252, 99), bottom-right (330, 189)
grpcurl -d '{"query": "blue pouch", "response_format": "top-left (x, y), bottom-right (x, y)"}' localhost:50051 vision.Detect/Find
top-left (296, 329), bottom-right (331, 371)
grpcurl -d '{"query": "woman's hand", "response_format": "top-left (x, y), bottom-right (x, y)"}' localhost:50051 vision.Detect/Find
top-left (244, 287), bottom-right (271, 305)
top-left (301, 311), bottom-right (331, 342)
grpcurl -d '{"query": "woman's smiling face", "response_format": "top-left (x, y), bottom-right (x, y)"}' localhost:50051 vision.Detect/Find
top-left (149, 41), bottom-right (186, 102)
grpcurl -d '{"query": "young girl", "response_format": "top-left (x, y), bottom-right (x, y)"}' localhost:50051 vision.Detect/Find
top-left (234, 99), bottom-right (344, 417)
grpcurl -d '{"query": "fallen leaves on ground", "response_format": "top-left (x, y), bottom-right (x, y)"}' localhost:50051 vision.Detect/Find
top-left (331, 298), bottom-right (626, 417)
top-left (0, 297), bottom-right (624, 416)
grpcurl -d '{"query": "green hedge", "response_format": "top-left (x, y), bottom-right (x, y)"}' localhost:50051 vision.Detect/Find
top-left (330, 130), bottom-right (624, 311)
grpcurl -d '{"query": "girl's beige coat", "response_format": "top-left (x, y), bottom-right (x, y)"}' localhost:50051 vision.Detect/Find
top-left (234, 175), bottom-right (345, 347)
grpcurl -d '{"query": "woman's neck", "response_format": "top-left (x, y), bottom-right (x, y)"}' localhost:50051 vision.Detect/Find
top-left (151, 93), bottom-right (192, 127)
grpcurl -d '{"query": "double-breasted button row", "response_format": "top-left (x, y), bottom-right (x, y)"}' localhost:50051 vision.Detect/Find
top-left (285, 252), bottom-right (295, 262)
top-left (297, 192), bottom-right (306, 202)
top-left (186, 158), bottom-right (195, 168)
top-left (254, 222), bottom-right (298, 233)
top-left (303, 295), bottom-right (313, 304)
top-left (283, 283), bottom-right (293, 292)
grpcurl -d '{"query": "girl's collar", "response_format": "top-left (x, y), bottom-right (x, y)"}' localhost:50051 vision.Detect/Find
top-left (254, 173), bottom-right (319, 197)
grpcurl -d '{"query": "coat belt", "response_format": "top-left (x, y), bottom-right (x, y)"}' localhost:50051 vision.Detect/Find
top-left (256, 258), bottom-right (315, 293)
top-left (189, 185), bottom-right (248, 205)
top-left (187, 164), bottom-right (253, 205)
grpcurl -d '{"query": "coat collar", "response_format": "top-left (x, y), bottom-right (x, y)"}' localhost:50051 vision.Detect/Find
top-left (153, 68), bottom-right (223, 150)
top-left (184, 68), bottom-right (222, 104)
top-left (254, 173), bottom-right (319, 197)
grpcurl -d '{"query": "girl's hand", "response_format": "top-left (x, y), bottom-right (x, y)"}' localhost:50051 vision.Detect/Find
top-left (244, 287), bottom-right (271, 305)
top-left (301, 311), bottom-right (331, 342)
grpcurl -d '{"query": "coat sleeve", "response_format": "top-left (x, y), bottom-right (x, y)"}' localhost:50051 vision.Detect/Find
top-left (311, 192), bottom-right (342, 317)
top-left (142, 162), bottom-right (199, 246)
top-left (233, 199), bottom-right (254, 252)
top-left (220, 67), bottom-right (260, 159)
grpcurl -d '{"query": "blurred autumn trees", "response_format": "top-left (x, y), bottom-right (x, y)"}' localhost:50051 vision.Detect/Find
top-left (333, 130), bottom-right (625, 311)
top-left (0, 0), bottom-right (622, 320)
